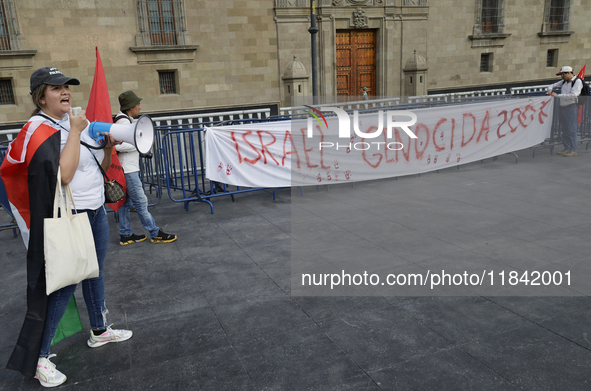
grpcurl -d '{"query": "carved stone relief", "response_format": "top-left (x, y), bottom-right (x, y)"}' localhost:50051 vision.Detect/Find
top-left (353, 8), bottom-right (368, 28)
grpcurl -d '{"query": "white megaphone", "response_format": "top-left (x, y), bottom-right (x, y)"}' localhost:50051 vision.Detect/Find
top-left (87, 115), bottom-right (155, 154)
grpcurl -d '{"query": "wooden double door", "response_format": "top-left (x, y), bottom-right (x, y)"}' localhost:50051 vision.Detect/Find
top-left (336, 29), bottom-right (377, 99)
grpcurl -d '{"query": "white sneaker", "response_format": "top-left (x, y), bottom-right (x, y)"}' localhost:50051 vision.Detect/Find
top-left (35, 354), bottom-right (67, 388)
top-left (87, 325), bottom-right (133, 348)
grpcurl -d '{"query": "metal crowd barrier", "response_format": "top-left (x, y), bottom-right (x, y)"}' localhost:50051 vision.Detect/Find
top-left (150, 116), bottom-right (296, 214)
top-left (159, 127), bottom-right (265, 213)
top-left (138, 137), bottom-right (164, 207)
top-left (511, 81), bottom-right (591, 156)
top-left (529, 95), bottom-right (591, 157)
top-left (0, 142), bottom-right (19, 237)
top-left (138, 109), bottom-right (273, 208)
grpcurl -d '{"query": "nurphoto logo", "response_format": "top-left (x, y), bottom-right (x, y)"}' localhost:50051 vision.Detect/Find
top-left (304, 106), bottom-right (418, 151)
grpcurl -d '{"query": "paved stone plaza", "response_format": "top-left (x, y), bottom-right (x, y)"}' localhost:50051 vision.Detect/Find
top-left (1, 145), bottom-right (591, 390)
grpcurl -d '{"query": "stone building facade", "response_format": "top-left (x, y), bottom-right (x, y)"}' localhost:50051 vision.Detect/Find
top-left (0, 0), bottom-right (280, 126)
top-left (276, 0), bottom-right (590, 103)
top-left (0, 0), bottom-right (588, 127)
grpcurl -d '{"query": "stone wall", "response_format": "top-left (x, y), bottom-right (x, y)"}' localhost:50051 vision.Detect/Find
top-left (0, 0), bottom-right (280, 126)
top-left (426, 0), bottom-right (591, 92)
top-left (275, 0), bottom-right (591, 103)
top-left (1, 1), bottom-right (589, 126)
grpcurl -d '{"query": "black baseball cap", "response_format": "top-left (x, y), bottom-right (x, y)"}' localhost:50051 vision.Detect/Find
top-left (30, 67), bottom-right (80, 94)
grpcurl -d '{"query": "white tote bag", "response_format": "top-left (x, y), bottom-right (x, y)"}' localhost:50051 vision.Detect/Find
top-left (44, 167), bottom-right (99, 295)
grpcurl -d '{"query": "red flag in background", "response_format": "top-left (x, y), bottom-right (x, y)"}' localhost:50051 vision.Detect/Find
top-left (577, 64), bottom-right (586, 80)
top-left (577, 64), bottom-right (586, 125)
top-left (87, 47), bottom-right (127, 211)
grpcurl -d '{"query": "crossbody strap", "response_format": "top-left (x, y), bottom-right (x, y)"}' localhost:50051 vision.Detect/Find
top-left (37, 112), bottom-right (111, 182)
top-left (84, 144), bottom-right (111, 182)
top-left (36, 112), bottom-right (105, 150)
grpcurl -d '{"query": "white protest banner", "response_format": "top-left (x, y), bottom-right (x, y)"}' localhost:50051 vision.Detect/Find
top-left (205, 96), bottom-right (554, 187)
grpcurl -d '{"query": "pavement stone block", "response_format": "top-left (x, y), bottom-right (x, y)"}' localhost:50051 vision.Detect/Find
top-left (371, 347), bottom-right (521, 391)
top-left (233, 325), bottom-right (368, 390)
top-left (458, 324), bottom-right (591, 390)
top-left (318, 306), bottom-right (454, 372)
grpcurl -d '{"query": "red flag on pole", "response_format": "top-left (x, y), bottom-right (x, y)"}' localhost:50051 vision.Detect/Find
top-left (86, 47), bottom-right (127, 211)
top-left (577, 64), bottom-right (586, 125)
top-left (577, 64), bottom-right (586, 79)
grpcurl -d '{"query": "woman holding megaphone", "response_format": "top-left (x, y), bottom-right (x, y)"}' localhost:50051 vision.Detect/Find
top-left (114, 90), bottom-right (176, 245)
top-left (0, 67), bottom-right (132, 387)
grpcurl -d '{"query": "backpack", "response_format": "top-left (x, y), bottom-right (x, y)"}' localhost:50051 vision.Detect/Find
top-left (113, 113), bottom-right (131, 123)
top-left (564, 77), bottom-right (590, 106)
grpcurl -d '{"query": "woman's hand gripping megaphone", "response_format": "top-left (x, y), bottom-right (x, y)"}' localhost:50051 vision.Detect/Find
top-left (86, 117), bottom-right (123, 148)
top-left (102, 133), bottom-right (122, 148)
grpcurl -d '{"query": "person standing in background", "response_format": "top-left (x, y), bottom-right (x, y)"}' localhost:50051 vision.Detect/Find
top-left (547, 65), bottom-right (583, 157)
top-left (114, 90), bottom-right (177, 245)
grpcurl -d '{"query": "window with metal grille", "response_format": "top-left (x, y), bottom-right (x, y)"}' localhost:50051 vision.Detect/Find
top-left (0, 1), bottom-right (19, 50)
top-left (480, 53), bottom-right (493, 72)
top-left (474, 0), bottom-right (505, 35)
top-left (547, 49), bottom-right (558, 67)
top-left (0, 79), bottom-right (15, 104)
top-left (138, 0), bottom-right (186, 46)
top-left (481, 0), bottom-right (500, 33)
top-left (546, 0), bottom-right (570, 31)
top-left (158, 71), bottom-right (176, 94)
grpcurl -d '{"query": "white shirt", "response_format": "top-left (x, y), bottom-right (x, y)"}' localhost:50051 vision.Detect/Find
top-left (548, 77), bottom-right (583, 107)
top-left (114, 111), bottom-right (140, 174)
top-left (36, 112), bottom-right (106, 209)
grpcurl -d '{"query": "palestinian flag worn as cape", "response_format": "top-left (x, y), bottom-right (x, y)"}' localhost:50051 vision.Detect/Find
top-left (0, 118), bottom-right (78, 377)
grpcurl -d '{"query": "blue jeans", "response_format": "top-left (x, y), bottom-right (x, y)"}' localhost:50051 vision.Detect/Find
top-left (559, 104), bottom-right (578, 152)
top-left (118, 171), bottom-right (159, 238)
top-left (40, 206), bottom-right (109, 357)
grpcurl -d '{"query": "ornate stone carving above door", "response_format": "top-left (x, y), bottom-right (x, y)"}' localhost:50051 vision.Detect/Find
top-left (353, 8), bottom-right (368, 29)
